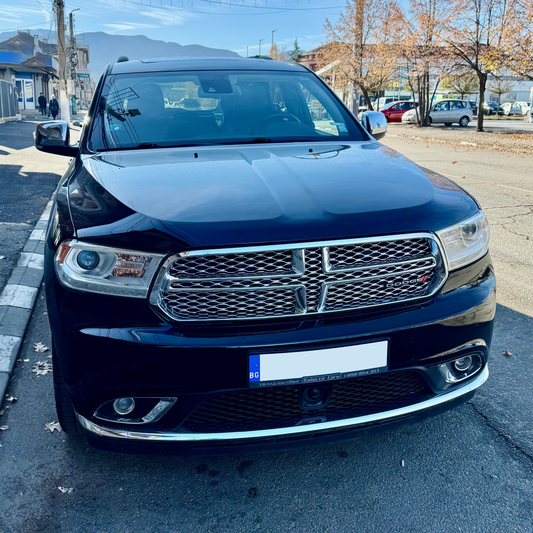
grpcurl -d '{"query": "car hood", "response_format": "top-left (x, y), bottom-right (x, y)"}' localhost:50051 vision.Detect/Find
top-left (73, 141), bottom-right (478, 251)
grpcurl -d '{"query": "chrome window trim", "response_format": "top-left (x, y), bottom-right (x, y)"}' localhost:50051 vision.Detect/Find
top-left (149, 232), bottom-right (448, 322)
top-left (76, 366), bottom-right (488, 443)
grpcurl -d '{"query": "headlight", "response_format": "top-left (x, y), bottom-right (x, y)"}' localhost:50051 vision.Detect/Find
top-left (55, 240), bottom-right (165, 297)
top-left (436, 211), bottom-right (490, 271)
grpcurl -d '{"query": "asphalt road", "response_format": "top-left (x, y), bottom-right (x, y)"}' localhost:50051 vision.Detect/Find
top-left (0, 123), bottom-right (532, 533)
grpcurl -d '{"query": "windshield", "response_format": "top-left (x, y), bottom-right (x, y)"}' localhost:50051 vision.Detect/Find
top-left (89, 70), bottom-right (365, 150)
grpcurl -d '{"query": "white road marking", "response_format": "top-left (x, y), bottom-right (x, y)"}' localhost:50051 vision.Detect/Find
top-left (498, 184), bottom-right (533, 194)
top-left (0, 285), bottom-right (38, 309)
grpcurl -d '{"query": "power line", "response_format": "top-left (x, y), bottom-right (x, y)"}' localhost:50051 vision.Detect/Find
top-left (0, 20), bottom-right (51, 32)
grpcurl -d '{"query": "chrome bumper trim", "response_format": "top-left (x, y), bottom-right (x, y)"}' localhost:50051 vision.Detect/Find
top-left (76, 366), bottom-right (488, 443)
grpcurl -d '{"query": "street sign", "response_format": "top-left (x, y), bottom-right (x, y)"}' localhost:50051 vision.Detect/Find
top-left (77, 73), bottom-right (90, 79)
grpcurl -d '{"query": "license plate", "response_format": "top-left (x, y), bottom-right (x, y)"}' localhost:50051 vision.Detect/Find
top-left (248, 340), bottom-right (388, 388)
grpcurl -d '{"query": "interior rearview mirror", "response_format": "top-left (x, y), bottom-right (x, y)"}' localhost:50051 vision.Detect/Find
top-left (360, 111), bottom-right (387, 140)
top-left (34, 120), bottom-right (78, 157)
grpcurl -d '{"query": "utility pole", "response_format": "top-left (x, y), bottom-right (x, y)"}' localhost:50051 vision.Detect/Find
top-left (349, 0), bottom-right (365, 116)
top-left (259, 39), bottom-right (264, 56)
top-left (271, 29), bottom-right (277, 57)
top-left (55, 0), bottom-right (70, 122)
top-left (246, 45), bottom-right (248, 57)
top-left (68, 9), bottom-right (80, 115)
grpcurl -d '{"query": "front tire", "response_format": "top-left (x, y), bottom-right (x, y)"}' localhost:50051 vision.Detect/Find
top-left (459, 116), bottom-right (469, 127)
top-left (444, 122), bottom-right (452, 127)
top-left (52, 344), bottom-right (83, 436)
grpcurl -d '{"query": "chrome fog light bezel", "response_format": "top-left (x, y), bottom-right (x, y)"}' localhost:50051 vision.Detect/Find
top-left (438, 353), bottom-right (483, 384)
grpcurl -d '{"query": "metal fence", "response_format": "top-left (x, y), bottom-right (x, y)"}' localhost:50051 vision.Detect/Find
top-left (0, 80), bottom-right (19, 119)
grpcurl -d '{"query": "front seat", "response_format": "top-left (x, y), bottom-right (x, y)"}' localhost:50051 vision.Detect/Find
top-left (128, 83), bottom-right (168, 144)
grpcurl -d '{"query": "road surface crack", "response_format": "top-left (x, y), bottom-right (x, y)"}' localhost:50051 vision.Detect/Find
top-left (470, 402), bottom-right (533, 467)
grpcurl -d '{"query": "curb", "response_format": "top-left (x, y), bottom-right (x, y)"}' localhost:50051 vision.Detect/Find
top-left (0, 200), bottom-right (53, 408)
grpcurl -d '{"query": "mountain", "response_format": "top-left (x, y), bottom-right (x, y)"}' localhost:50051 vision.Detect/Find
top-left (0, 30), bottom-right (240, 77)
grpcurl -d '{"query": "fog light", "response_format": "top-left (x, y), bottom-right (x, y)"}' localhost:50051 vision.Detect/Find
top-left (438, 354), bottom-right (483, 384)
top-left (77, 250), bottom-right (100, 270)
top-left (454, 356), bottom-right (472, 372)
top-left (113, 397), bottom-right (135, 416)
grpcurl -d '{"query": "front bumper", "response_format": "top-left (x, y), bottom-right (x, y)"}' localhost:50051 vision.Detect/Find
top-left (77, 365), bottom-right (487, 443)
top-left (46, 251), bottom-right (495, 449)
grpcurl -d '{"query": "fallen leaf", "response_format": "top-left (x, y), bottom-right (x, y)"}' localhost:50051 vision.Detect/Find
top-left (0, 256), bottom-right (5, 260)
top-left (0, 406), bottom-right (8, 416)
top-left (33, 342), bottom-right (49, 353)
top-left (31, 361), bottom-right (53, 376)
top-left (4, 395), bottom-right (17, 403)
top-left (23, 359), bottom-right (29, 362)
top-left (0, 425), bottom-right (8, 431)
top-left (401, 460), bottom-right (405, 467)
top-left (58, 487), bottom-right (73, 493)
top-left (503, 350), bottom-right (512, 357)
top-left (45, 421), bottom-right (62, 433)
top-left (452, 161), bottom-right (457, 164)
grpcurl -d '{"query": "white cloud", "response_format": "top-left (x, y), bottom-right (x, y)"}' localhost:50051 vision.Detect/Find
top-left (103, 24), bottom-right (138, 32)
top-left (140, 7), bottom-right (193, 26)
top-left (102, 21), bottom-right (159, 33)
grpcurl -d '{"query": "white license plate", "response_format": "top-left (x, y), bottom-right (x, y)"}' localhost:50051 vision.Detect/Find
top-left (248, 340), bottom-right (388, 388)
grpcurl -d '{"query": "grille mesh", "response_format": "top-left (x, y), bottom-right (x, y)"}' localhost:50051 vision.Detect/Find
top-left (169, 250), bottom-right (293, 279)
top-left (329, 239), bottom-right (431, 269)
top-left (184, 371), bottom-right (431, 432)
top-left (156, 236), bottom-right (442, 322)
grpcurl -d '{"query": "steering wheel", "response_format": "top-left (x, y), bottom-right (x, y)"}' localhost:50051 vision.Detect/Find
top-left (254, 113), bottom-right (301, 133)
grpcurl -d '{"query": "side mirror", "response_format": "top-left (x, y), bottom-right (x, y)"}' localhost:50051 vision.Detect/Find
top-left (34, 120), bottom-right (78, 157)
top-left (360, 111), bottom-right (387, 140)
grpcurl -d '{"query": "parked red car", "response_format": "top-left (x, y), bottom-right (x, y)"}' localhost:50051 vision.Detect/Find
top-left (380, 100), bottom-right (418, 122)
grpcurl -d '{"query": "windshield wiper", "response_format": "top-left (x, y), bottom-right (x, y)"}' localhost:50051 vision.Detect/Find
top-left (215, 137), bottom-right (275, 146)
top-left (248, 137), bottom-right (274, 144)
top-left (136, 142), bottom-right (161, 149)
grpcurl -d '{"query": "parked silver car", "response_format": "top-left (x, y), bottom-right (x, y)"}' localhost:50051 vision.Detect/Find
top-left (501, 102), bottom-right (524, 116)
top-left (402, 99), bottom-right (473, 126)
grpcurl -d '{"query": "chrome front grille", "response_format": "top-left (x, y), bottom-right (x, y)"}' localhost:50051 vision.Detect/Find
top-left (151, 235), bottom-right (447, 322)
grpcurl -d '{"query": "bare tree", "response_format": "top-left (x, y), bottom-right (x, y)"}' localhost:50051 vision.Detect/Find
top-left (503, 0), bottom-right (533, 81)
top-left (269, 43), bottom-right (290, 62)
top-left (442, 0), bottom-right (519, 131)
top-left (442, 72), bottom-right (479, 99)
top-left (397, 0), bottom-right (451, 127)
top-left (321, 0), bottom-right (402, 111)
top-left (487, 76), bottom-right (514, 104)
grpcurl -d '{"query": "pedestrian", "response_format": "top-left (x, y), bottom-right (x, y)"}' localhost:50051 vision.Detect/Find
top-left (49, 94), bottom-right (59, 120)
top-left (38, 93), bottom-right (47, 116)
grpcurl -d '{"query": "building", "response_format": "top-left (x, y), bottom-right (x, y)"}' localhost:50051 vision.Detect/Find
top-left (0, 31), bottom-right (58, 115)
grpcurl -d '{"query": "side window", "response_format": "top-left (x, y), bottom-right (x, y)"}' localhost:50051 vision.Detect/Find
top-left (449, 101), bottom-right (462, 110)
top-left (434, 102), bottom-right (447, 111)
top-left (298, 82), bottom-right (347, 136)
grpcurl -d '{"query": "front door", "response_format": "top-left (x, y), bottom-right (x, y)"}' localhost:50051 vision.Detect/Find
top-left (431, 101), bottom-right (449, 123)
top-left (15, 78), bottom-right (35, 110)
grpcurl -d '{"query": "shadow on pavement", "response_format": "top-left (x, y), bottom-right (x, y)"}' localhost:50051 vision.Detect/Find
top-left (0, 165), bottom-right (61, 224)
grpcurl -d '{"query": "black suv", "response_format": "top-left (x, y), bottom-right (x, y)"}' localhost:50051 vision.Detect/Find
top-left (35, 58), bottom-right (494, 453)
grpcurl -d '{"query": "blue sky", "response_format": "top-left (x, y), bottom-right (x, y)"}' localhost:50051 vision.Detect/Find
top-left (0, 0), bottom-right (348, 55)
